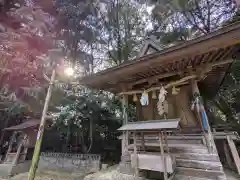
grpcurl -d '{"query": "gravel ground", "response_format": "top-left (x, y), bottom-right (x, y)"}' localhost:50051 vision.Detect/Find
top-left (84, 167), bottom-right (144, 180)
top-left (10, 170), bottom-right (86, 180)
top-left (3, 168), bottom-right (239, 180)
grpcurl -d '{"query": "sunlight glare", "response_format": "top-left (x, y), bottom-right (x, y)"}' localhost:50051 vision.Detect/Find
top-left (64, 67), bottom-right (74, 76)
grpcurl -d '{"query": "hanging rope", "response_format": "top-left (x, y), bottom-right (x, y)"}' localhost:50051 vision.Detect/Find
top-left (157, 87), bottom-right (168, 116)
top-left (118, 75), bottom-right (197, 96)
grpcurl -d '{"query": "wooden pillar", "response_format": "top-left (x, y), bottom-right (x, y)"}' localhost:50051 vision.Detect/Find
top-left (191, 79), bottom-right (215, 154)
top-left (223, 140), bottom-right (235, 169)
top-left (159, 131), bottom-right (167, 180)
top-left (12, 141), bottom-right (23, 165)
top-left (227, 135), bottom-right (240, 175)
top-left (22, 146), bottom-right (29, 162)
top-left (141, 132), bottom-right (145, 152)
top-left (5, 132), bottom-right (17, 162)
top-left (121, 95), bottom-right (129, 155)
top-left (133, 131), bottom-right (139, 176)
top-left (122, 94), bottom-right (129, 125)
top-left (121, 132), bottom-right (125, 155)
top-left (12, 134), bottom-right (27, 165)
top-left (163, 130), bottom-right (169, 153)
top-left (191, 80), bottom-right (209, 130)
top-left (121, 131), bottom-right (128, 155)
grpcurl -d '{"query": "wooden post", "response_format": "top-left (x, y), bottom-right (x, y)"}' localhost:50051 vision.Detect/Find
top-left (163, 130), bottom-right (169, 153)
top-left (191, 79), bottom-right (214, 154)
top-left (223, 140), bottom-right (234, 169)
top-left (121, 132), bottom-right (126, 155)
top-left (121, 95), bottom-right (129, 155)
top-left (12, 141), bottom-right (23, 165)
top-left (12, 134), bottom-right (27, 165)
top-left (122, 94), bottom-right (129, 125)
top-left (133, 131), bottom-right (139, 176)
top-left (28, 69), bottom-right (56, 180)
top-left (159, 131), bottom-right (167, 180)
top-left (5, 131), bottom-right (17, 162)
top-left (141, 132), bottom-right (145, 152)
top-left (227, 135), bottom-right (240, 175)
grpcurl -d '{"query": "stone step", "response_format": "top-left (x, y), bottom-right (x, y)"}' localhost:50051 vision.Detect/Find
top-left (176, 159), bottom-right (223, 171)
top-left (174, 153), bottom-right (219, 161)
top-left (176, 167), bottom-right (226, 179)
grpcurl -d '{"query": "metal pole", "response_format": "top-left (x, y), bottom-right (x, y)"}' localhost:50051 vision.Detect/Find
top-left (28, 69), bottom-right (56, 180)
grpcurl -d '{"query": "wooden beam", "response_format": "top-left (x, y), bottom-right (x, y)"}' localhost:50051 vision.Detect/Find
top-left (200, 52), bottom-right (213, 65)
top-left (121, 131), bottom-right (126, 155)
top-left (212, 59), bottom-right (233, 67)
top-left (127, 72), bottom-right (177, 89)
top-left (111, 58), bottom-right (233, 93)
top-left (191, 79), bottom-right (215, 154)
top-left (123, 59), bottom-right (233, 91)
top-left (159, 131), bottom-right (167, 180)
top-left (141, 132), bottom-right (145, 152)
top-left (133, 131), bottom-right (139, 176)
top-left (213, 47), bottom-right (233, 63)
top-left (121, 94), bottom-right (129, 156)
top-left (163, 130), bottom-right (169, 153)
top-left (227, 135), bottom-right (240, 175)
top-left (121, 94), bottom-right (129, 125)
top-left (223, 140), bottom-right (235, 169)
top-left (119, 75), bottom-right (197, 96)
top-left (12, 133), bottom-right (27, 165)
top-left (5, 132), bottom-right (16, 162)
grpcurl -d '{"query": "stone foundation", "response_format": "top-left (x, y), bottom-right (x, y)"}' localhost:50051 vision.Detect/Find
top-left (38, 152), bottom-right (101, 173)
top-left (118, 151), bottom-right (134, 175)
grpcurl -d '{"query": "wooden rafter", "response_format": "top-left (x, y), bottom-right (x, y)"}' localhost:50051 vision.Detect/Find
top-left (121, 59), bottom-right (233, 91)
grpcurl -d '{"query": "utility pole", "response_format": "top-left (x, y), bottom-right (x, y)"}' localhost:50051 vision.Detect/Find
top-left (27, 69), bottom-right (56, 180)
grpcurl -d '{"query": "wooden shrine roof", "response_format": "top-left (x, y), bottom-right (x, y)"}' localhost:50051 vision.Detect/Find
top-left (80, 22), bottom-right (240, 96)
top-left (4, 118), bottom-right (52, 131)
top-left (4, 119), bottom-right (40, 131)
top-left (118, 119), bottom-right (180, 131)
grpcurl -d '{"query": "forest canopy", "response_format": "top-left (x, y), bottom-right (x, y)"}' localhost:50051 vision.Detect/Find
top-left (0, 0), bottom-right (239, 153)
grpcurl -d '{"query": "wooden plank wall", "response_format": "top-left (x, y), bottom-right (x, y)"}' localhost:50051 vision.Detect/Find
top-left (136, 85), bottom-right (198, 128)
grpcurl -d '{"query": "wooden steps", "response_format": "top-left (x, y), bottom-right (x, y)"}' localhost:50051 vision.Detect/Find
top-left (175, 167), bottom-right (226, 180)
top-left (169, 144), bottom-right (208, 154)
top-left (174, 153), bottom-right (219, 161)
top-left (174, 174), bottom-right (221, 180)
top-left (176, 159), bottom-right (222, 171)
top-left (126, 132), bottom-right (227, 180)
top-left (169, 139), bottom-right (226, 180)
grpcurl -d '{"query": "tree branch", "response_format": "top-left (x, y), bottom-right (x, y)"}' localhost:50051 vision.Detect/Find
top-left (182, 10), bottom-right (207, 34)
